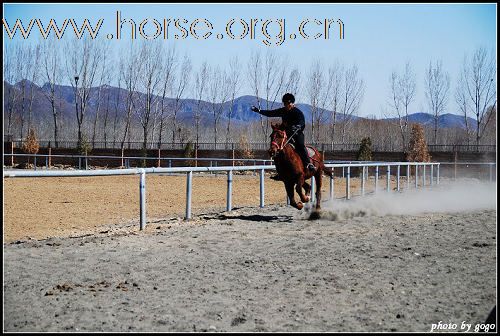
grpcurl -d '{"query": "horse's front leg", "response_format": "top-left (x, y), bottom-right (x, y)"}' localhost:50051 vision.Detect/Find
top-left (285, 181), bottom-right (303, 210)
top-left (295, 176), bottom-right (310, 203)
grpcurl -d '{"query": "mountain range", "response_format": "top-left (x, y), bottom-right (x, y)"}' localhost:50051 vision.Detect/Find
top-left (3, 80), bottom-right (477, 130)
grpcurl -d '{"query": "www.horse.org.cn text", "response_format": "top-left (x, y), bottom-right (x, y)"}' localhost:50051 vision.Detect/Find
top-left (2, 11), bottom-right (345, 46)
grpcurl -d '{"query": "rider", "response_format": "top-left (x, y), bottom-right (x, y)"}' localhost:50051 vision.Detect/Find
top-left (251, 93), bottom-right (316, 175)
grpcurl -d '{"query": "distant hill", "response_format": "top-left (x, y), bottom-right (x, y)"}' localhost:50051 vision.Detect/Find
top-left (385, 112), bottom-right (478, 129)
top-left (3, 80), bottom-right (475, 130)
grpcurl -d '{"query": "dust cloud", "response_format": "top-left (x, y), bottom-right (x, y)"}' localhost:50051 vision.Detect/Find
top-left (317, 178), bottom-right (496, 220)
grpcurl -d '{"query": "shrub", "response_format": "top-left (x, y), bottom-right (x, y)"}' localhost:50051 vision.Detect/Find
top-left (22, 128), bottom-right (40, 166)
top-left (184, 141), bottom-right (196, 166)
top-left (235, 135), bottom-right (255, 165)
top-left (76, 134), bottom-right (92, 156)
top-left (407, 124), bottom-right (431, 162)
top-left (356, 137), bottom-right (373, 161)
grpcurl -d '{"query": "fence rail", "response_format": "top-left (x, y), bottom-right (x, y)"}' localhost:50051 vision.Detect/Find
top-left (3, 162), bottom-right (452, 232)
top-left (4, 138), bottom-right (496, 153)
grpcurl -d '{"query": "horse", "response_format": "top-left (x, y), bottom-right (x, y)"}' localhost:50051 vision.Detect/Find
top-left (268, 123), bottom-right (333, 212)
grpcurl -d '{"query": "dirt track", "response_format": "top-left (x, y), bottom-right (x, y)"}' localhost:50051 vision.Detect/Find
top-left (3, 203), bottom-right (496, 332)
top-left (4, 172), bottom-right (375, 242)
top-left (3, 175), bottom-right (496, 332)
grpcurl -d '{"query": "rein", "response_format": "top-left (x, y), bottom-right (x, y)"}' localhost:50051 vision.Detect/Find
top-left (271, 128), bottom-right (299, 153)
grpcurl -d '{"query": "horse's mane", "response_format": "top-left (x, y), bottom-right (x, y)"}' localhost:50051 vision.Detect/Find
top-left (272, 123), bottom-right (287, 131)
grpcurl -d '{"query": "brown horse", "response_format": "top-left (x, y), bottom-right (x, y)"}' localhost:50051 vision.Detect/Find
top-left (268, 123), bottom-right (333, 211)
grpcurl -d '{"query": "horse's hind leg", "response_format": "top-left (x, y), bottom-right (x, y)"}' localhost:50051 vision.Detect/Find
top-left (285, 182), bottom-right (303, 210)
top-left (314, 172), bottom-right (322, 210)
top-left (303, 181), bottom-right (311, 198)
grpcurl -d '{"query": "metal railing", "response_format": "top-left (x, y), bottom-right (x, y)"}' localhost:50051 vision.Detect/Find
top-left (3, 153), bottom-right (273, 170)
top-left (5, 137), bottom-right (496, 152)
top-left (4, 162), bottom-right (444, 233)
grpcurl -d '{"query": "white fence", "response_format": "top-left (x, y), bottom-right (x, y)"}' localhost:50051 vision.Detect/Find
top-left (3, 162), bottom-right (441, 230)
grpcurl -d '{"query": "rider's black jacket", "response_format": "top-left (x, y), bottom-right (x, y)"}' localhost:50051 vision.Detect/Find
top-left (256, 106), bottom-right (306, 136)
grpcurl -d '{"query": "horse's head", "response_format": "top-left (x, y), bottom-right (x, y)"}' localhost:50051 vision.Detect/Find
top-left (268, 123), bottom-right (287, 158)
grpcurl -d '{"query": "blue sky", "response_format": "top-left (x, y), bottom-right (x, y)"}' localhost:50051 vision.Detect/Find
top-left (2, 3), bottom-right (497, 118)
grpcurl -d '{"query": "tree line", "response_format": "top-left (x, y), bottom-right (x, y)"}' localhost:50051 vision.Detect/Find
top-left (3, 38), bottom-right (497, 153)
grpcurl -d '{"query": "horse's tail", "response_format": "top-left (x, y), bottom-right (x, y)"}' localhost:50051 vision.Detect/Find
top-left (322, 164), bottom-right (334, 177)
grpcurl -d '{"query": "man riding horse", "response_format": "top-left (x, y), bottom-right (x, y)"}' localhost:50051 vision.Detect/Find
top-left (251, 93), bottom-right (316, 179)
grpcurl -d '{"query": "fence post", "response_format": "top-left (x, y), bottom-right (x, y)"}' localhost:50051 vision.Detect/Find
top-left (34, 155), bottom-right (37, 170)
top-left (139, 169), bottom-right (146, 230)
top-left (232, 143), bottom-right (235, 167)
top-left (386, 165), bottom-right (391, 192)
top-left (490, 164), bottom-right (493, 182)
top-left (329, 169), bottom-right (334, 200)
top-left (454, 151), bottom-right (457, 180)
top-left (48, 146), bottom-right (52, 168)
top-left (396, 165), bottom-right (400, 191)
top-left (415, 165), bottom-right (419, 189)
top-left (422, 165), bottom-right (426, 186)
top-left (260, 169), bottom-right (265, 208)
top-left (226, 170), bottom-right (233, 211)
top-left (346, 166), bottom-right (351, 200)
top-left (375, 165), bottom-right (379, 193)
top-left (121, 148), bottom-right (124, 168)
top-left (437, 164), bottom-right (440, 185)
top-left (157, 148), bottom-right (161, 168)
top-left (361, 166), bottom-right (365, 196)
top-left (11, 141), bottom-right (15, 167)
top-left (430, 164), bottom-right (434, 185)
top-left (407, 164), bottom-right (410, 190)
top-left (185, 171), bottom-right (192, 220)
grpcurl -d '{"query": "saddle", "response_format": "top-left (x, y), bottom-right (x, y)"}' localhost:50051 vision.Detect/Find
top-left (288, 143), bottom-right (317, 159)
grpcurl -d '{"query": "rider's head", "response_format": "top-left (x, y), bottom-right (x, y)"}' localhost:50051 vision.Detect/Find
top-left (282, 93), bottom-right (295, 111)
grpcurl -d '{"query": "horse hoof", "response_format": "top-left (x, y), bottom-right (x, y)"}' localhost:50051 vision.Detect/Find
top-left (295, 202), bottom-right (303, 210)
top-left (303, 196), bottom-right (310, 203)
top-left (309, 211), bottom-right (321, 220)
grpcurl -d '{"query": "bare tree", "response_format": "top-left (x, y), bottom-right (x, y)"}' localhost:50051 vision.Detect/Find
top-left (101, 61), bottom-right (114, 148)
top-left (461, 47), bottom-right (497, 149)
top-left (27, 44), bottom-right (41, 132)
top-left (424, 60), bottom-right (450, 145)
top-left (136, 41), bottom-right (163, 153)
top-left (91, 45), bottom-right (111, 148)
top-left (17, 44), bottom-right (31, 139)
top-left (40, 38), bottom-right (62, 147)
top-left (307, 59), bottom-right (323, 143)
top-left (283, 68), bottom-right (301, 98)
top-left (119, 43), bottom-right (142, 151)
top-left (156, 46), bottom-right (176, 148)
top-left (208, 65), bottom-right (230, 145)
top-left (112, 69), bottom-right (123, 148)
top-left (3, 45), bottom-right (22, 137)
top-left (388, 62), bottom-right (416, 151)
top-left (339, 64), bottom-right (364, 145)
top-left (193, 61), bottom-right (209, 147)
top-left (169, 54), bottom-right (191, 143)
top-left (247, 51), bottom-right (266, 141)
top-left (225, 56), bottom-right (242, 147)
top-left (455, 65), bottom-right (472, 146)
top-left (247, 50), bottom-right (295, 142)
top-left (327, 62), bottom-right (343, 149)
top-left (66, 37), bottom-right (104, 146)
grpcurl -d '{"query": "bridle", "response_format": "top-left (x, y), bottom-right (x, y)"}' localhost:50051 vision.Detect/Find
top-left (270, 129), bottom-right (287, 153)
top-left (270, 127), bottom-right (299, 157)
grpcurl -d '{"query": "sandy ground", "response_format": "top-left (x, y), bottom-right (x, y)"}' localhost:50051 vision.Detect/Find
top-left (3, 175), bottom-right (497, 332)
top-left (4, 172), bottom-right (394, 243)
